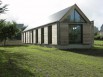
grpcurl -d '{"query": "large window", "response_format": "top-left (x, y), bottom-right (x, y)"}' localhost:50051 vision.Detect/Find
top-left (36, 29), bottom-right (38, 43)
top-left (48, 26), bottom-right (52, 44)
top-left (64, 9), bottom-right (86, 23)
top-left (69, 24), bottom-right (82, 44)
top-left (41, 28), bottom-right (44, 44)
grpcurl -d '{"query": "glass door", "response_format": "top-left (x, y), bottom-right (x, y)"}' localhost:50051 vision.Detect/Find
top-left (69, 24), bottom-right (82, 44)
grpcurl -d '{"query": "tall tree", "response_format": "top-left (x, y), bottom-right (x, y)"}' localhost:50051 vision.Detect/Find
top-left (0, 21), bottom-right (19, 46)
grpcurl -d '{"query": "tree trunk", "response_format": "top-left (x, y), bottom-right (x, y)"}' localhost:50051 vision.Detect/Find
top-left (3, 38), bottom-right (6, 46)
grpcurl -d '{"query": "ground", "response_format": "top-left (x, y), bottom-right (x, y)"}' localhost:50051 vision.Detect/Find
top-left (0, 40), bottom-right (103, 77)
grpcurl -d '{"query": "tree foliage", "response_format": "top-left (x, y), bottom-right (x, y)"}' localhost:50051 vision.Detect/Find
top-left (94, 26), bottom-right (99, 35)
top-left (14, 25), bottom-right (27, 40)
top-left (0, 21), bottom-right (19, 46)
top-left (0, 0), bottom-right (8, 14)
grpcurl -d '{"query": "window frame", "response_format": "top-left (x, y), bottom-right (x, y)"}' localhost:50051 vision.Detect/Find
top-left (69, 24), bottom-right (83, 44)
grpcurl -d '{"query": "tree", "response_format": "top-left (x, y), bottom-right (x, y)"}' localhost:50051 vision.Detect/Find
top-left (94, 26), bottom-right (99, 35)
top-left (0, 21), bottom-right (19, 46)
top-left (0, 0), bottom-right (8, 14)
top-left (0, 0), bottom-right (8, 27)
top-left (14, 24), bottom-right (27, 40)
top-left (100, 24), bottom-right (103, 32)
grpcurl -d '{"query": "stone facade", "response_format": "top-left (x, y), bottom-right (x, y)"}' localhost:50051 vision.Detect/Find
top-left (22, 4), bottom-right (94, 49)
top-left (52, 24), bottom-right (57, 45)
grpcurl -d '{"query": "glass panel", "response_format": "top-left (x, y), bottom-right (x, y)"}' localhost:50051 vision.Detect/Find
top-left (75, 10), bottom-right (80, 22)
top-left (68, 10), bottom-right (74, 22)
top-left (74, 10), bottom-right (85, 22)
top-left (69, 25), bottom-right (82, 44)
top-left (41, 28), bottom-right (44, 44)
top-left (66, 9), bottom-right (86, 22)
top-left (48, 26), bottom-right (52, 44)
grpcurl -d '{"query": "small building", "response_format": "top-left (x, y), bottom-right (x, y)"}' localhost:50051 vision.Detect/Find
top-left (22, 4), bottom-right (94, 49)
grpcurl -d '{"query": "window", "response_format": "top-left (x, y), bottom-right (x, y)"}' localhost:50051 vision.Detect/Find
top-left (48, 26), bottom-right (52, 44)
top-left (66, 9), bottom-right (86, 23)
top-left (36, 29), bottom-right (38, 43)
top-left (41, 28), bottom-right (44, 44)
top-left (74, 10), bottom-right (85, 22)
top-left (69, 24), bottom-right (82, 44)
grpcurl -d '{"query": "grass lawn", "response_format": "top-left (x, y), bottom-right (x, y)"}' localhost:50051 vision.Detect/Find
top-left (94, 40), bottom-right (103, 46)
top-left (0, 41), bottom-right (103, 77)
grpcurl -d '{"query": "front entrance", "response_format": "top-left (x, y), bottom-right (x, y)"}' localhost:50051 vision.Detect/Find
top-left (69, 24), bottom-right (82, 44)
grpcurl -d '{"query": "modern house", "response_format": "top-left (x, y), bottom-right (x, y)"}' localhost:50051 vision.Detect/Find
top-left (22, 4), bottom-right (94, 49)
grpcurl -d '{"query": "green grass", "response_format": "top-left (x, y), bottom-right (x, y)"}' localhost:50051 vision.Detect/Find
top-left (0, 42), bottom-right (103, 77)
top-left (94, 40), bottom-right (103, 46)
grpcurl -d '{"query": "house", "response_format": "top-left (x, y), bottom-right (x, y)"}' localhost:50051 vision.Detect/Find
top-left (99, 24), bottom-right (103, 37)
top-left (22, 4), bottom-right (94, 49)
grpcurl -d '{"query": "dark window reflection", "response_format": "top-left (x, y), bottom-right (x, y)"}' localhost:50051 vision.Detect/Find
top-left (67, 9), bottom-right (86, 22)
top-left (69, 25), bottom-right (82, 44)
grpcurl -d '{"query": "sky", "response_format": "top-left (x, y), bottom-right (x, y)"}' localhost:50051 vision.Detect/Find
top-left (1, 0), bottom-right (103, 30)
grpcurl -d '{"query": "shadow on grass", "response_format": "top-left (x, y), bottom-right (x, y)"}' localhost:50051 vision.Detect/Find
top-left (0, 49), bottom-right (35, 77)
top-left (62, 47), bottom-right (103, 57)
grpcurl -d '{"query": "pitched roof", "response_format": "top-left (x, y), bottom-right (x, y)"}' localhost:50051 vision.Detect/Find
top-left (48, 6), bottom-right (72, 23)
top-left (24, 5), bottom-right (73, 31)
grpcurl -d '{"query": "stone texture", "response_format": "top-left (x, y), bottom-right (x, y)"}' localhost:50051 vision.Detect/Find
top-left (52, 24), bottom-right (57, 45)
top-left (44, 27), bottom-right (48, 44)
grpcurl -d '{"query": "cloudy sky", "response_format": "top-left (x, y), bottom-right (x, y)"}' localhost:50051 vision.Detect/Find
top-left (1, 0), bottom-right (103, 30)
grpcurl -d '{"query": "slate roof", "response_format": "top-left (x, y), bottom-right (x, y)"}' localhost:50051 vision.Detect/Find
top-left (47, 6), bottom-right (72, 23)
top-left (24, 5), bottom-right (73, 31)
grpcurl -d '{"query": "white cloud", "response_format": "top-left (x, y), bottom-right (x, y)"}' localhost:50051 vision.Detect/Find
top-left (2, 0), bottom-right (103, 29)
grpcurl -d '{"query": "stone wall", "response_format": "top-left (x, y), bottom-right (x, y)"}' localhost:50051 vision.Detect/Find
top-left (0, 40), bottom-right (22, 46)
top-left (38, 28), bottom-right (41, 44)
top-left (33, 30), bottom-right (36, 44)
top-left (83, 23), bottom-right (93, 44)
top-left (60, 23), bottom-right (68, 45)
top-left (52, 24), bottom-right (57, 45)
top-left (44, 27), bottom-right (48, 44)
